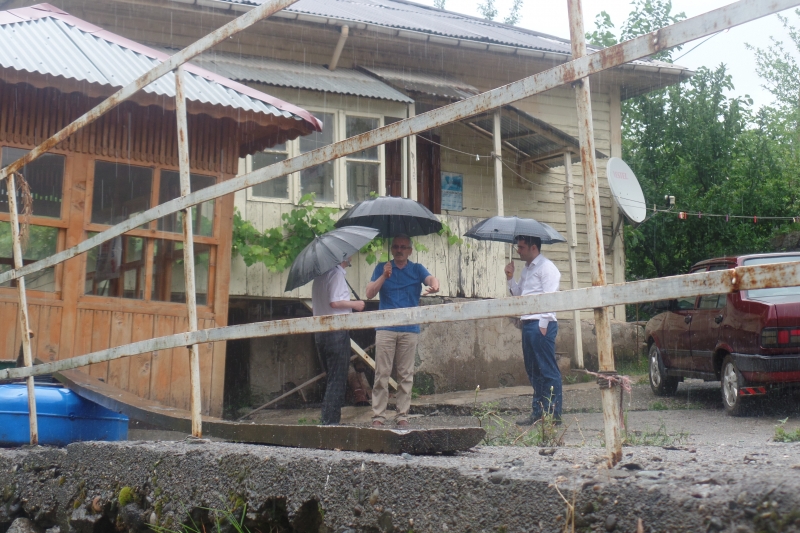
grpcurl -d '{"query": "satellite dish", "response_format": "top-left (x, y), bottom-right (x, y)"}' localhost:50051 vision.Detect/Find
top-left (606, 157), bottom-right (647, 224)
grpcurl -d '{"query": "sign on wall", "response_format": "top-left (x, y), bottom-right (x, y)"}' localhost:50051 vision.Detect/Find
top-left (441, 172), bottom-right (463, 211)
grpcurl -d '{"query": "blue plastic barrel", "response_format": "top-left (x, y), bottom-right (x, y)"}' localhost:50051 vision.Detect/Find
top-left (0, 383), bottom-right (128, 446)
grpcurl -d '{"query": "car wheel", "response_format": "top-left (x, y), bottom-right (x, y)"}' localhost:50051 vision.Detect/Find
top-left (721, 355), bottom-right (747, 416)
top-left (649, 343), bottom-right (679, 396)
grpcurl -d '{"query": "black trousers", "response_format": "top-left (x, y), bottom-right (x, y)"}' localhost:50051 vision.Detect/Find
top-left (314, 330), bottom-right (350, 425)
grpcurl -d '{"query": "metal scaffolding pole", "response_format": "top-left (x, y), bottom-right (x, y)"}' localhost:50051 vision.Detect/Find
top-left (5, 172), bottom-right (38, 445)
top-left (567, 0), bottom-right (622, 465)
top-left (563, 152), bottom-right (584, 369)
top-left (175, 66), bottom-right (203, 437)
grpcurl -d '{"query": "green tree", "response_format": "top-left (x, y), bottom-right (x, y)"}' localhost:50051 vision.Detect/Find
top-left (476, 0), bottom-right (524, 25)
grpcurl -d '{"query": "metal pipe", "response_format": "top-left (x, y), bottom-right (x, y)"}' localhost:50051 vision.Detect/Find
top-left (175, 66), bottom-right (203, 438)
top-left (328, 25), bottom-right (349, 71)
top-left (1, 0), bottom-right (797, 286)
top-left (567, 0), bottom-right (622, 466)
top-left (5, 172), bottom-right (38, 445)
top-left (3, 260), bottom-right (797, 381)
top-left (0, 0), bottom-right (301, 181)
top-left (563, 152), bottom-right (583, 369)
top-left (493, 111), bottom-right (504, 216)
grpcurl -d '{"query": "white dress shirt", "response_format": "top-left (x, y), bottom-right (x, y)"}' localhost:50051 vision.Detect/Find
top-left (312, 265), bottom-right (351, 316)
top-left (507, 254), bottom-right (561, 327)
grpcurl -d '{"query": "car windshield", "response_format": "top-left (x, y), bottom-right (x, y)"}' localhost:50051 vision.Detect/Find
top-left (743, 255), bottom-right (800, 299)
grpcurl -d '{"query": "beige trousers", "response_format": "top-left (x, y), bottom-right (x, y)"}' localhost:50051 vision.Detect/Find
top-left (372, 330), bottom-right (418, 422)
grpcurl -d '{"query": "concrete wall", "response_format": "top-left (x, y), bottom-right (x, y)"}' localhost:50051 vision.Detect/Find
top-left (415, 311), bottom-right (644, 394)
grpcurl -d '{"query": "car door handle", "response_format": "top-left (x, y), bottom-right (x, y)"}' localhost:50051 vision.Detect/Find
top-left (715, 314), bottom-right (724, 324)
top-left (684, 315), bottom-right (692, 324)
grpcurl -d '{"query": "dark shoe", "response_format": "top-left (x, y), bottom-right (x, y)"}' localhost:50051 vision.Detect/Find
top-left (396, 419), bottom-right (410, 428)
top-left (372, 420), bottom-right (385, 427)
top-left (515, 413), bottom-right (539, 426)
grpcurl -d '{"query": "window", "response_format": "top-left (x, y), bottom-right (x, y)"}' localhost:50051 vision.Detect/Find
top-left (85, 161), bottom-right (216, 306)
top-left (251, 143), bottom-right (289, 200)
top-left (0, 147), bottom-right (66, 292)
top-left (157, 171), bottom-right (215, 236)
top-left (698, 294), bottom-right (726, 309)
top-left (346, 116), bottom-right (380, 204)
top-left (91, 161), bottom-right (152, 225)
top-left (675, 296), bottom-right (696, 310)
top-left (299, 112), bottom-right (335, 202)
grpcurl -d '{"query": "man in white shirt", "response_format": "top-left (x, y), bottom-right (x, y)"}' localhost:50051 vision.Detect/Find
top-left (504, 235), bottom-right (562, 425)
top-left (312, 257), bottom-right (365, 425)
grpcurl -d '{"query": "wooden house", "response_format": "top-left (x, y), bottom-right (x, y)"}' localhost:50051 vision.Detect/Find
top-left (0, 3), bottom-right (320, 416)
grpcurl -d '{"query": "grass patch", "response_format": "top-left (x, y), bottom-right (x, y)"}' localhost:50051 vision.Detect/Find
top-left (620, 415), bottom-right (689, 447)
top-left (150, 507), bottom-right (249, 533)
top-left (474, 401), bottom-right (566, 447)
top-left (616, 355), bottom-right (649, 377)
top-left (563, 372), bottom-right (595, 385)
top-left (296, 417), bottom-right (319, 425)
top-left (774, 418), bottom-right (800, 443)
top-left (648, 400), bottom-right (668, 411)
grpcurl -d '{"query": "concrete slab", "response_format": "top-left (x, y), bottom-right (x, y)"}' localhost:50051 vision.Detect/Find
top-left (2, 441), bottom-right (799, 533)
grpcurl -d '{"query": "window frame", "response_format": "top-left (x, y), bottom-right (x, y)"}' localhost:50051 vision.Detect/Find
top-left (82, 157), bottom-right (220, 309)
top-left (242, 108), bottom-right (388, 208)
top-left (0, 144), bottom-right (71, 298)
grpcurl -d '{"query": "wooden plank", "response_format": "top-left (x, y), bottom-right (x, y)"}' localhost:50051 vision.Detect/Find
top-left (169, 316), bottom-right (191, 410)
top-left (89, 310), bottom-right (112, 381)
top-left (107, 311), bottom-right (132, 390)
top-left (199, 318), bottom-right (214, 414)
top-left (26, 305), bottom-right (41, 362)
top-left (56, 367), bottom-right (483, 454)
top-left (0, 301), bottom-right (19, 359)
top-left (149, 315), bottom-right (175, 404)
top-left (350, 339), bottom-right (397, 391)
top-left (38, 305), bottom-right (62, 362)
top-left (128, 313), bottom-right (154, 399)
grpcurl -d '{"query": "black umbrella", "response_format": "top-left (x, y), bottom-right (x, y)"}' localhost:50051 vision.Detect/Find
top-left (334, 196), bottom-right (442, 237)
top-left (285, 226), bottom-right (379, 292)
top-left (464, 216), bottom-right (566, 244)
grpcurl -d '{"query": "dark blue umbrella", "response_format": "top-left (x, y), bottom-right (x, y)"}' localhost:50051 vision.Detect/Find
top-left (334, 196), bottom-right (442, 237)
top-left (464, 216), bottom-right (566, 244)
top-left (285, 226), bottom-right (379, 292)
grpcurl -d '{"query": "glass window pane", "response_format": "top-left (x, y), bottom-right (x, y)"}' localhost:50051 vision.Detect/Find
top-left (1, 148), bottom-right (65, 218)
top-left (346, 116), bottom-right (379, 160)
top-left (84, 234), bottom-right (145, 299)
top-left (347, 162), bottom-right (379, 204)
top-left (91, 161), bottom-right (152, 225)
top-left (151, 240), bottom-right (210, 306)
top-left (299, 112), bottom-right (335, 203)
top-left (300, 162), bottom-right (335, 202)
top-left (0, 222), bottom-right (58, 291)
top-left (252, 150), bottom-right (288, 199)
top-left (157, 171), bottom-right (215, 236)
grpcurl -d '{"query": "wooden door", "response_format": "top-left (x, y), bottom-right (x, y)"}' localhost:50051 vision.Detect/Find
top-left (385, 139), bottom-right (402, 197)
top-left (417, 134), bottom-right (441, 214)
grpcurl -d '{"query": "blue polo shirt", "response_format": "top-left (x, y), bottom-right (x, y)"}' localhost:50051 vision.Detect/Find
top-left (371, 260), bottom-right (431, 333)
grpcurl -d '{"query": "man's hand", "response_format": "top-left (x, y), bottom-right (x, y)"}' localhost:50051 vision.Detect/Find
top-left (504, 261), bottom-right (515, 280)
top-left (352, 300), bottom-right (366, 312)
top-left (383, 262), bottom-right (393, 279)
top-left (540, 327), bottom-right (547, 336)
top-left (423, 276), bottom-right (440, 295)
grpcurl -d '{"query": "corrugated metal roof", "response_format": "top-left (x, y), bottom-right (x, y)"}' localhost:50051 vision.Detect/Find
top-left (359, 66), bottom-right (479, 100)
top-left (180, 49), bottom-right (413, 103)
top-left (0, 3), bottom-right (321, 131)
top-left (219, 0), bottom-right (678, 69)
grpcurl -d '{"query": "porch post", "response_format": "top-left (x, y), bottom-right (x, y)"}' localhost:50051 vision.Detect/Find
top-left (4, 170), bottom-right (38, 445)
top-left (567, 0), bottom-right (622, 465)
top-left (563, 152), bottom-right (584, 369)
top-left (407, 103), bottom-right (417, 201)
top-left (492, 111), bottom-right (504, 216)
top-left (609, 85), bottom-right (626, 320)
top-left (175, 66), bottom-right (203, 438)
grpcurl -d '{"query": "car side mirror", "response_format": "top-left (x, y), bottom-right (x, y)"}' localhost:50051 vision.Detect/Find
top-left (652, 299), bottom-right (677, 311)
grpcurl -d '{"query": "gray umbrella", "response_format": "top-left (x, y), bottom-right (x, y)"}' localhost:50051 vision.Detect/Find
top-left (464, 216), bottom-right (566, 244)
top-left (334, 196), bottom-right (442, 237)
top-left (285, 226), bottom-right (379, 292)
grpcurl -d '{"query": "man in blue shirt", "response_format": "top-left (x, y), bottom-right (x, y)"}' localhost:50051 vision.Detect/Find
top-left (366, 235), bottom-right (439, 427)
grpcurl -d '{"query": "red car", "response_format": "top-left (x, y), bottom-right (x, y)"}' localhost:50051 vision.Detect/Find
top-left (645, 253), bottom-right (800, 415)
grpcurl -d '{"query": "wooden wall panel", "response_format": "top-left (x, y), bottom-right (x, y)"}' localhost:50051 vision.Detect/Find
top-left (0, 301), bottom-right (19, 360)
top-left (149, 316), bottom-right (176, 405)
top-left (169, 317), bottom-right (191, 411)
top-left (128, 313), bottom-right (155, 399)
top-left (107, 311), bottom-right (133, 390)
top-left (89, 310), bottom-right (112, 381)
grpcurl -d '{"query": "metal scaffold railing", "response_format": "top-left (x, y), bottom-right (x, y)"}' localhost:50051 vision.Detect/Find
top-left (1, 0), bottom-right (798, 464)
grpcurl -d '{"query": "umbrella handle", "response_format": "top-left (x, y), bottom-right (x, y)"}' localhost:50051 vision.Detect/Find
top-left (346, 279), bottom-right (361, 302)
